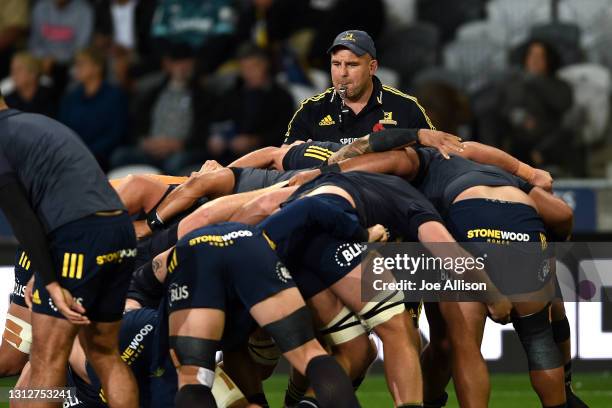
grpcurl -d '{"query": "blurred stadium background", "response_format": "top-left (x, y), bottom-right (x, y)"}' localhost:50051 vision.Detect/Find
top-left (0, 0), bottom-right (611, 406)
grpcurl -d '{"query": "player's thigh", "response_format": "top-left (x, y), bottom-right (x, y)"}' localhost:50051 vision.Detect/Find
top-left (79, 320), bottom-right (122, 356)
top-left (439, 301), bottom-right (487, 347)
top-left (0, 303), bottom-right (32, 373)
top-left (30, 312), bottom-right (79, 362)
top-left (169, 308), bottom-right (226, 340)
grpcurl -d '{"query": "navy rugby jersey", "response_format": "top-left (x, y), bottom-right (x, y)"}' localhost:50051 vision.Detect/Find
top-left (0, 109), bottom-right (124, 232)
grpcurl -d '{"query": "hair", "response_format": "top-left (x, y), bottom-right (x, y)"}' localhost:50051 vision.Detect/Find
top-left (12, 52), bottom-right (43, 76)
top-left (522, 39), bottom-right (562, 75)
top-left (76, 47), bottom-right (106, 73)
top-left (236, 43), bottom-right (269, 62)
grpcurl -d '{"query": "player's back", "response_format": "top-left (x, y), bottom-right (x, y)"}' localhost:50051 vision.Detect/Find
top-left (0, 109), bottom-right (124, 232)
top-left (412, 148), bottom-right (530, 214)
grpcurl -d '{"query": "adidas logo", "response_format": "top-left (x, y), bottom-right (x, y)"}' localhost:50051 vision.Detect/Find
top-left (319, 115), bottom-right (335, 126)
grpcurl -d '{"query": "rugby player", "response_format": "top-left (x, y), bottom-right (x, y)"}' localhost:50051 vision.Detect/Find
top-left (289, 140), bottom-right (573, 407)
top-left (151, 222), bottom-right (361, 408)
top-left (0, 98), bottom-right (138, 407)
top-left (232, 171), bottom-right (513, 407)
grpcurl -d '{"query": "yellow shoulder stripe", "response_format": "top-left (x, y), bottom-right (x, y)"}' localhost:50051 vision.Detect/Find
top-left (382, 85), bottom-right (436, 130)
top-left (284, 88), bottom-right (335, 140)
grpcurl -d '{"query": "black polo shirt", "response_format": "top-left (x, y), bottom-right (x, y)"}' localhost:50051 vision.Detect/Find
top-left (283, 76), bottom-right (435, 145)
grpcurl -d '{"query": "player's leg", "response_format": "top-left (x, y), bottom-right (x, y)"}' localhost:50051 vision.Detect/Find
top-left (78, 321), bottom-right (138, 408)
top-left (513, 299), bottom-right (566, 407)
top-left (249, 287), bottom-right (360, 408)
top-left (307, 288), bottom-right (375, 382)
top-left (328, 265), bottom-right (422, 407)
top-left (438, 301), bottom-right (489, 408)
top-left (0, 303), bottom-right (31, 376)
top-left (27, 312), bottom-right (80, 408)
top-left (551, 294), bottom-right (588, 407)
top-left (169, 308), bottom-right (225, 407)
top-left (114, 174), bottom-right (172, 215)
top-left (421, 303), bottom-right (451, 408)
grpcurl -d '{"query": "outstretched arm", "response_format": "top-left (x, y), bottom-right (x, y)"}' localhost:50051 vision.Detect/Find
top-left (328, 128), bottom-right (463, 163)
top-left (529, 187), bottom-right (574, 240)
top-left (457, 142), bottom-right (552, 191)
top-left (228, 146), bottom-right (283, 169)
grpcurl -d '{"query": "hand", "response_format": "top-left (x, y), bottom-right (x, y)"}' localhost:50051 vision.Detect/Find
top-left (417, 129), bottom-right (464, 159)
top-left (367, 224), bottom-right (389, 242)
top-left (24, 275), bottom-right (35, 309)
top-left (45, 282), bottom-right (90, 325)
top-left (198, 160), bottom-right (223, 173)
top-left (133, 219), bottom-right (152, 239)
top-left (487, 297), bottom-right (512, 324)
top-left (531, 168), bottom-right (553, 192)
top-left (288, 169), bottom-right (321, 187)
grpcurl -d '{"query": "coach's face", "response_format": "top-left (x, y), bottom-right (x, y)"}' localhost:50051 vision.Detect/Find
top-left (330, 48), bottom-right (377, 101)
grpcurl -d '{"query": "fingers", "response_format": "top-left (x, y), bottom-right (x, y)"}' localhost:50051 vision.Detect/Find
top-left (59, 306), bottom-right (90, 325)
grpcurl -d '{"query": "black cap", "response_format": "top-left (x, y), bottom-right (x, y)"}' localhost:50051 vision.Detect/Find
top-left (327, 30), bottom-right (377, 59)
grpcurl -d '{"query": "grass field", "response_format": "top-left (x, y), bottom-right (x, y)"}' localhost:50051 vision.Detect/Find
top-left (0, 372), bottom-right (609, 407)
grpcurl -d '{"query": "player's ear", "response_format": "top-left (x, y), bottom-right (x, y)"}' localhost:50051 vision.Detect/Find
top-left (369, 59), bottom-right (378, 76)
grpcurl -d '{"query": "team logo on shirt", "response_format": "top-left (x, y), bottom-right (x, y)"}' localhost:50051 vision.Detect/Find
top-left (275, 262), bottom-right (292, 283)
top-left (319, 115), bottom-right (336, 126)
top-left (379, 111), bottom-right (397, 125)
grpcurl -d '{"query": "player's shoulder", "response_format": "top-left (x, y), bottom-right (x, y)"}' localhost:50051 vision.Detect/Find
top-left (295, 87), bottom-right (335, 111)
top-left (380, 84), bottom-right (422, 107)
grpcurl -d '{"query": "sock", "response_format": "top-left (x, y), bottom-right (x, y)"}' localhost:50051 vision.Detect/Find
top-left (423, 391), bottom-right (448, 408)
top-left (564, 361), bottom-right (572, 387)
top-left (305, 355), bottom-right (360, 408)
top-left (175, 384), bottom-right (217, 408)
top-left (248, 392), bottom-right (269, 407)
top-left (352, 373), bottom-right (366, 390)
top-left (284, 378), bottom-right (307, 406)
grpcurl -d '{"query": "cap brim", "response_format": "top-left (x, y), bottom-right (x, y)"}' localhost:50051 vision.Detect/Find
top-left (327, 42), bottom-right (368, 56)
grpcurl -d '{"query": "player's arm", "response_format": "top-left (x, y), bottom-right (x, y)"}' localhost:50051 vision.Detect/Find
top-left (456, 141), bottom-right (552, 191)
top-left (228, 146), bottom-right (280, 169)
top-left (288, 149), bottom-right (419, 187)
top-left (328, 128), bottom-right (463, 163)
top-left (529, 187), bottom-right (574, 240)
top-left (0, 175), bottom-right (56, 285)
top-left (417, 221), bottom-right (512, 324)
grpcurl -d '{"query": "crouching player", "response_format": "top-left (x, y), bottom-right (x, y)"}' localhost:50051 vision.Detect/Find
top-left (153, 223), bottom-right (361, 408)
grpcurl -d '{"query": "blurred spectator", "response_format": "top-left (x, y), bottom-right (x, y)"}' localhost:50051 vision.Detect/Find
top-left (92, 0), bottom-right (158, 88)
top-left (236, 0), bottom-right (311, 48)
top-left (416, 0), bottom-right (486, 44)
top-left (499, 40), bottom-right (575, 172)
top-left (0, 0), bottom-right (29, 79)
top-left (151, 0), bottom-right (237, 75)
top-left (29, 0), bottom-right (94, 94)
top-left (414, 80), bottom-right (471, 135)
top-left (204, 43), bottom-right (295, 162)
top-left (58, 47), bottom-right (128, 170)
top-left (4, 52), bottom-right (56, 117)
top-left (110, 43), bottom-right (201, 174)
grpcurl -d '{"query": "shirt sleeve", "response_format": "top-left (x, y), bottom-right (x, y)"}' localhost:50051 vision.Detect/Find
top-left (283, 102), bottom-right (312, 145)
top-left (0, 176), bottom-right (58, 285)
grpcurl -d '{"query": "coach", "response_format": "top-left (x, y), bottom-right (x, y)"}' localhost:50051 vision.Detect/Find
top-left (284, 30), bottom-right (435, 146)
